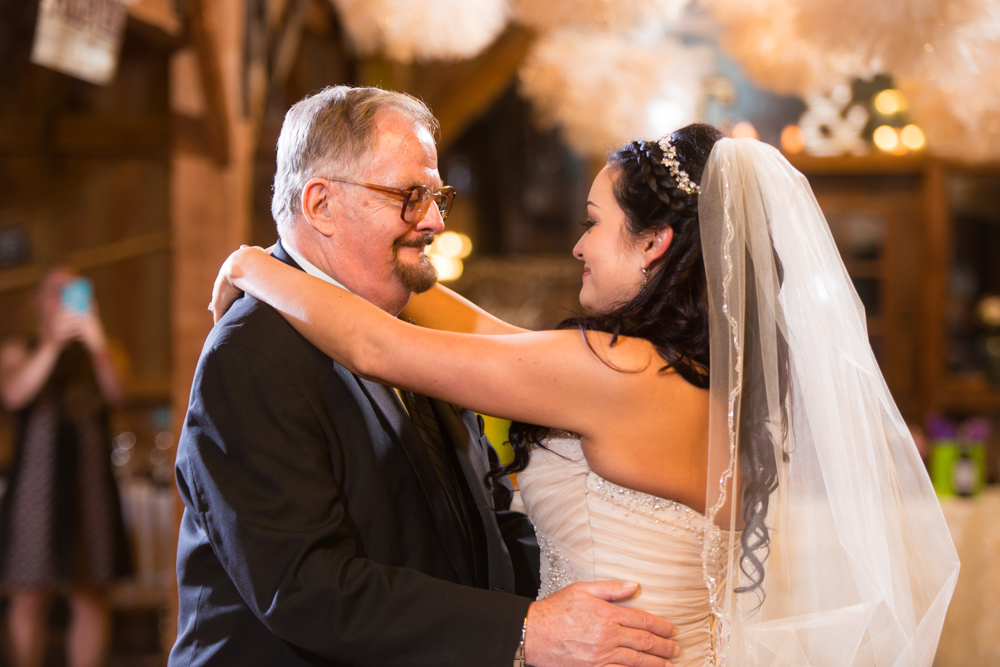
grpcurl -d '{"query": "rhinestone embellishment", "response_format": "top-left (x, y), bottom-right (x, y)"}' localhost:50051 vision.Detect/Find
top-left (536, 532), bottom-right (578, 598)
top-left (658, 134), bottom-right (701, 195)
top-left (590, 474), bottom-right (704, 537)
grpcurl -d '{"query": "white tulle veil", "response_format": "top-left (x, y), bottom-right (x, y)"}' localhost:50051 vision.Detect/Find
top-left (696, 138), bottom-right (960, 666)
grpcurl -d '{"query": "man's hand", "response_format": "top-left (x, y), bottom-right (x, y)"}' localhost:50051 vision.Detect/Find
top-left (524, 581), bottom-right (681, 667)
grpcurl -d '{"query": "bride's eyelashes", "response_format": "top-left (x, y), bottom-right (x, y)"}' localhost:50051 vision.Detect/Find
top-left (580, 218), bottom-right (597, 230)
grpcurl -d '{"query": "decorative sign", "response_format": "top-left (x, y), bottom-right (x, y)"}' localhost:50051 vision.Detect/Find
top-left (798, 84), bottom-right (869, 157)
top-left (31, 0), bottom-right (129, 85)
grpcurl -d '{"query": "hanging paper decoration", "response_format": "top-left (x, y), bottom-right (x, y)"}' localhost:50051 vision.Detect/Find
top-left (512, 0), bottom-right (691, 33)
top-left (518, 28), bottom-right (711, 158)
top-left (701, 0), bottom-right (870, 97)
top-left (903, 0), bottom-right (1000, 155)
top-left (31, 0), bottom-right (130, 85)
top-left (900, 70), bottom-right (1000, 161)
top-left (791, 0), bottom-right (959, 74)
top-left (329, 0), bottom-right (510, 63)
top-left (704, 0), bottom-right (998, 94)
top-left (703, 0), bottom-right (1000, 159)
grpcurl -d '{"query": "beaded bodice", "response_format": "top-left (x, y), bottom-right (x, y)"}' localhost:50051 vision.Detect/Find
top-left (516, 431), bottom-right (715, 667)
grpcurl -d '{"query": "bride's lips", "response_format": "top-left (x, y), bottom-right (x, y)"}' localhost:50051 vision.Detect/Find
top-left (582, 265), bottom-right (591, 279)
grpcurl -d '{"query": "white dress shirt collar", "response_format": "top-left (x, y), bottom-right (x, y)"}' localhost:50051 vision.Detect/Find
top-left (281, 238), bottom-right (350, 292)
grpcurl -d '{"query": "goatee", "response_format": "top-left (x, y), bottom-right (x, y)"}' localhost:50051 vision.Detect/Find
top-left (393, 233), bottom-right (438, 293)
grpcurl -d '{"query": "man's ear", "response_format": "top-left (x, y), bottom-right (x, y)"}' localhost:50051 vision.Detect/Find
top-left (301, 178), bottom-right (339, 237)
top-left (642, 225), bottom-right (674, 266)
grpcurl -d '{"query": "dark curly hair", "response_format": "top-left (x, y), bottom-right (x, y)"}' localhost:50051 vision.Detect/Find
top-left (488, 123), bottom-right (789, 599)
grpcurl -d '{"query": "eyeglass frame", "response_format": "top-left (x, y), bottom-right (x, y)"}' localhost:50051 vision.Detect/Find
top-left (321, 176), bottom-right (456, 223)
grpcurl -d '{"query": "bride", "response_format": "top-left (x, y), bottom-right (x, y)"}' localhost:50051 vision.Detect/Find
top-left (211, 124), bottom-right (959, 666)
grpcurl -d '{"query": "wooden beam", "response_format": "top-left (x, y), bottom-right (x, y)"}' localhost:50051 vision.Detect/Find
top-left (269, 0), bottom-right (310, 94)
top-left (56, 116), bottom-right (171, 156)
top-left (428, 26), bottom-right (533, 151)
top-left (244, 0), bottom-right (269, 125)
top-left (169, 0), bottom-right (257, 645)
top-left (0, 117), bottom-right (45, 155)
top-left (919, 159), bottom-right (950, 414)
top-left (188, 0), bottom-right (231, 165)
top-left (0, 230), bottom-right (171, 294)
top-left (0, 264), bottom-right (44, 294)
top-left (0, 116), bottom-right (170, 157)
top-left (68, 229), bottom-right (171, 271)
top-left (127, 0), bottom-right (185, 48)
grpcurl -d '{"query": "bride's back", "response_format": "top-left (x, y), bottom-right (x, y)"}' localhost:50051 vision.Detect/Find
top-left (574, 333), bottom-right (711, 514)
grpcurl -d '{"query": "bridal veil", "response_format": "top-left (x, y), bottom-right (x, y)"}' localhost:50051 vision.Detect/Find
top-left (697, 138), bottom-right (960, 666)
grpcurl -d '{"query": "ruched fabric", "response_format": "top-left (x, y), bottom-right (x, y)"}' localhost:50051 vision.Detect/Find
top-left (517, 432), bottom-right (716, 666)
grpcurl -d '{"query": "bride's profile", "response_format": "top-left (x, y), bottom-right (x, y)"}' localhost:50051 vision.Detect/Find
top-left (211, 123), bottom-right (959, 666)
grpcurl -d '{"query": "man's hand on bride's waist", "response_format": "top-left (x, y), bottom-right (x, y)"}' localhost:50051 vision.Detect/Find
top-left (524, 580), bottom-right (681, 667)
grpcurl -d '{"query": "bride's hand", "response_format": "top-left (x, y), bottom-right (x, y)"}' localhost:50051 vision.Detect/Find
top-left (211, 245), bottom-right (271, 324)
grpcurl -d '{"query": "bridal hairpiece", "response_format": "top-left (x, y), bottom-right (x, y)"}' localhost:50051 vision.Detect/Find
top-left (657, 135), bottom-right (701, 195)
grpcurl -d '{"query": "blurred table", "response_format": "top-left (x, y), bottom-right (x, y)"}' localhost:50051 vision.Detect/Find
top-left (935, 486), bottom-right (1000, 666)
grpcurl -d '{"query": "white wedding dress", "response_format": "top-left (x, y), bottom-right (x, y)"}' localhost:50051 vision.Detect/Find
top-left (515, 431), bottom-right (718, 666)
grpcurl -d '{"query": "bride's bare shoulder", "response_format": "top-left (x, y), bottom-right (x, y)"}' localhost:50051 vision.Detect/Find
top-left (577, 340), bottom-right (710, 509)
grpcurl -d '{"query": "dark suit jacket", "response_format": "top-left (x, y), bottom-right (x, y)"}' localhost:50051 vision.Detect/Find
top-left (170, 243), bottom-right (537, 667)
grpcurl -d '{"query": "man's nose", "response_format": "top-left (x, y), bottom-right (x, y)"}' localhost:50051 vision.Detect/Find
top-left (415, 205), bottom-right (446, 235)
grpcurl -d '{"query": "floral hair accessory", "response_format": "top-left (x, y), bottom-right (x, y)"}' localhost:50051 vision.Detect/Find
top-left (658, 134), bottom-right (701, 194)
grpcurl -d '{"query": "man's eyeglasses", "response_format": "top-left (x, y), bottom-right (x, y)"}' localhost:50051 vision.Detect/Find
top-left (323, 177), bottom-right (455, 223)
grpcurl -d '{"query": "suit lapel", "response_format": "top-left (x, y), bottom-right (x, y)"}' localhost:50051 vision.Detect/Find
top-left (353, 377), bottom-right (476, 586)
top-left (431, 400), bottom-right (517, 594)
top-left (272, 239), bottom-right (480, 586)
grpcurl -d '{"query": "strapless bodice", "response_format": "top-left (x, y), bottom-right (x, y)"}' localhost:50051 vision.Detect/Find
top-left (516, 432), bottom-right (715, 666)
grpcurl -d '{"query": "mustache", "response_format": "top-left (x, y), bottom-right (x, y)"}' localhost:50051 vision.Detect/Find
top-left (394, 233), bottom-right (435, 250)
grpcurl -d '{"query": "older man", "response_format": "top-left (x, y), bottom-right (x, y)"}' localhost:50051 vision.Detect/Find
top-left (171, 86), bottom-right (678, 667)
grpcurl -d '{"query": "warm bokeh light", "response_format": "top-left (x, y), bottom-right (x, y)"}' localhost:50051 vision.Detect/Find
top-left (900, 124), bottom-right (926, 150)
top-left (731, 121), bottom-right (758, 139)
top-left (429, 254), bottom-right (464, 281)
top-left (434, 231), bottom-right (463, 257)
top-left (432, 231), bottom-right (473, 260)
top-left (780, 125), bottom-right (805, 154)
top-left (456, 233), bottom-right (473, 258)
top-left (873, 125), bottom-right (900, 152)
top-left (873, 89), bottom-right (906, 115)
top-left (978, 295), bottom-right (1000, 328)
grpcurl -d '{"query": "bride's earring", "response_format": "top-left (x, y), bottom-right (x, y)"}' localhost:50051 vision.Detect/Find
top-left (641, 266), bottom-right (649, 287)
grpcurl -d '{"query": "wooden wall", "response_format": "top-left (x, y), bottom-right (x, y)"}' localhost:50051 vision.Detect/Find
top-left (0, 3), bottom-right (173, 467)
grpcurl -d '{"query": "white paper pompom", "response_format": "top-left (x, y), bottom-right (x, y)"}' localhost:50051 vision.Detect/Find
top-left (792, 0), bottom-right (987, 74)
top-left (518, 28), bottom-right (712, 157)
top-left (330, 0), bottom-right (510, 63)
top-left (512, 0), bottom-right (692, 33)
top-left (701, 0), bottom-right (871, 96)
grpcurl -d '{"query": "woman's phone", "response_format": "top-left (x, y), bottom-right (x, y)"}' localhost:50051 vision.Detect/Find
top-left (61, 277), bottom-right (93, 315)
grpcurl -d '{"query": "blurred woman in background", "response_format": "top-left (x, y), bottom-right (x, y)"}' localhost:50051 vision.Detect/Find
top-left (0, 268), bottom-right (131, 667)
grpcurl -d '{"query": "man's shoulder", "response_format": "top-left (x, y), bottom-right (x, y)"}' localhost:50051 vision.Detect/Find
top-left (201, 295), bottom-right (330, 370)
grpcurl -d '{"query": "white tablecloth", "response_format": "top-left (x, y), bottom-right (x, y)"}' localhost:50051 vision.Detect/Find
top-left (935, 487), bottom-right (1000, 666)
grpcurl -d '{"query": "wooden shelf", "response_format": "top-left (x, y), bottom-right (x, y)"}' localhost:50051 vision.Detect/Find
top-left (938, 373), bottom-right (1000, 414)
top-left (786, 153), bottom-right (927, 176)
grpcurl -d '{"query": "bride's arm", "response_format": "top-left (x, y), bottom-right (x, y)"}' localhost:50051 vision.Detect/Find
top-left (214, 247), bottom-right (656, 437)
top-left (400, 284), bottom-right (527, 335)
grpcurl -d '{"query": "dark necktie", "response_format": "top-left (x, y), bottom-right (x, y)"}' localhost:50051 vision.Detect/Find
top-left (400, 391), bottom-right (470, 540)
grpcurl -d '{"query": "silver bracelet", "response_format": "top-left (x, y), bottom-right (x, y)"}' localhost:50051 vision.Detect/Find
top-left (513, 616), bottom-right (527, 667)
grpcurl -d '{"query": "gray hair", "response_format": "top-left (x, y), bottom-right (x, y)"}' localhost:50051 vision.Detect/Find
top-left (271, 86), bottom-right (439, 229)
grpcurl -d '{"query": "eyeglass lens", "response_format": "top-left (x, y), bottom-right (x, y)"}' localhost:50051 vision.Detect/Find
top-left (403, 187), bottom-right (452, 223)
